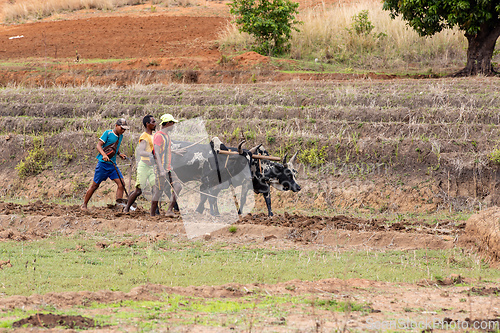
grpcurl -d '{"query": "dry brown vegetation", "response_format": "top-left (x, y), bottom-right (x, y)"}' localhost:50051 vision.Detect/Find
top-left (219, 0), bottom-right (478, 74)
top-left (0, 1), bottom-right (499, 332)
top-left (1, 79), bottom-right (499, 214)
top-left (2, 0), bottom-right (144, 21)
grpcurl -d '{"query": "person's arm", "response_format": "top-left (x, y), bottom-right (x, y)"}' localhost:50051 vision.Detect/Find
top-left (137, 140), bottom-right (150, 158)
top-left (117, 136), bottom-right (127, 160)
top-left (153, 134), bottom-right (167, 175)
top-left (154, 143), bottom-right (166, 176)
top-left (97, 138), bottom-right (109, 162)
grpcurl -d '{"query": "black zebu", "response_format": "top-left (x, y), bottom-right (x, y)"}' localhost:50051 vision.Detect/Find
top-left (164, 139), bottom-right (300, 217)
top-left (216, 143), bottom-right (301, 217)
top-left (167, 139), bottom-right (252, 216)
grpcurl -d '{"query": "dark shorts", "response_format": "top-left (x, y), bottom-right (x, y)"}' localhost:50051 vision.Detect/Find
top-left (93, 161), bottom-right (123, 184)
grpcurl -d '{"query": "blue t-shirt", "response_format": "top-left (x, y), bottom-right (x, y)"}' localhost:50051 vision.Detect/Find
top-left (97, 129), bottom-right (123, 164)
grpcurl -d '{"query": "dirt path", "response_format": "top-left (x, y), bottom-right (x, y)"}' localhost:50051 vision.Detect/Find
top-left (0, 201), bottom-right (461, 251)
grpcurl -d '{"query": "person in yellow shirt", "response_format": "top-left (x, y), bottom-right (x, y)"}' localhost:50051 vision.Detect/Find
top-left (124, 115), bottom-right (157, 214)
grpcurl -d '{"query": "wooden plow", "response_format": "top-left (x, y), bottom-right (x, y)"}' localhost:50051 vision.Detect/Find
top-left (216, 141), bottom-right (282, 162)
top-left (217, 150), bottom-right (281, 161)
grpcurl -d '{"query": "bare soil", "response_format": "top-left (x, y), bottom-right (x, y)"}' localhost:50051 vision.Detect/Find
top-left (12, 313), bottom-right (99, 329)
top-left (1, 201), bottom-right (498, 332)
top-left (1, 16), bottom-right (225, 60)
top-left (0, 1), bottom-right (499, 332)
top-left (0, 201), bottom-right (462, 250)
top-left (2, 281), bottom-right (500, 332)
top-left (0, 0), bottom-right (397, 86)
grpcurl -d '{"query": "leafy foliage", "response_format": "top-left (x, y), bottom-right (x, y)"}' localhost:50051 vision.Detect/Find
top-left (16, 137), bottom-right (52, 179)
top-left (345, 9), bottom-right (386, 53)
top-left (228, 0), bottom-right (301, 55)
top-left (348, 10), bottom-right (374, 36)
top-left (299, 145), bottom-right (328, 168)
top-left (383, 0), bottom-right (500, 75)
top-left (489, 149), bottom-right (500, 164)
top-left (382, 0), bottom-right (500, 37)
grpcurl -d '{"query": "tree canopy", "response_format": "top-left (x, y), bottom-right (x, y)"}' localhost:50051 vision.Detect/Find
top-left (383, 0), bottom-right (500, 75)
top-left (229, 0), bottom-right (301, 56)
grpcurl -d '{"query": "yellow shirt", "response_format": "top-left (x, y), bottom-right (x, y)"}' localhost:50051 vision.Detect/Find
top-left (139, 132), bottom-right (154, 162)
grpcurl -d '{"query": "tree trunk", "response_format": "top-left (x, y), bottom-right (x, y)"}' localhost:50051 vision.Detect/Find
top-left (455, 24), bottom-right (500, 76)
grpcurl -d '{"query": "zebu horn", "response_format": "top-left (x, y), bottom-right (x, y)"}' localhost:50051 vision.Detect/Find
top-left (282, 153), bottom-right (288, 168)
top-left (249, 144), bottom-right (262, 154)
top-left (238, 140), bottom-right (246, 154)
top-left (289, 151), bottom-right (298, 165)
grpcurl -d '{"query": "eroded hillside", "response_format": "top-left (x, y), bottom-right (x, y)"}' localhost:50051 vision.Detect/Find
top-left (1, 79), bottom-right (499, 214)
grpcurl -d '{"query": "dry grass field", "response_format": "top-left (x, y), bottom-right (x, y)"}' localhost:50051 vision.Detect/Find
top-left (0, 0), bottom-right (499, 332)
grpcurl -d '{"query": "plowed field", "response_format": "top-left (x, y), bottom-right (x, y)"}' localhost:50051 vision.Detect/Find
top-left (0, 1), bottom-right (499, 332)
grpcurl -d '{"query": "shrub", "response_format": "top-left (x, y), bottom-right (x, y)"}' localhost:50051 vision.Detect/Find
top-left (244, 129), bottom-right (256, 140)
top-left (348, 10), bottom-right (374, 35)
top-left (147, 60), bottom-right (160, 67)
top-left (16, 137), bottom-right (53, 179)
top-left (266, 128), bottom-right (278, 144)
top-left (299, 145), bottom-right (328, 168)
top-left (220, 0), bottom-right (471, 72)
top-left (184, 70), bottom-right (199, 83)
top-left (3, 0), bottom-right (145, 22)
top-left (217, 55), bottom-right (233, 66)
top-left (489, 149), bottom-right (500, 164)
top-left (228, 0), bottom-right (301, 55)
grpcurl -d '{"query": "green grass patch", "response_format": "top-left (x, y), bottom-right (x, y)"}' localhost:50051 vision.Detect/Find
top-left (0, 294), bottom-right (368, 330)
top-left (89, 294), bottom-right (299, 314)
top-left (0, 236), bottom-right (498, 297)
top-left (0, 61), bottom-right (37, 67)
top-left (310, 298), bottom-right (370, 313)
top-left (79, 58), bottom-right (129, 65)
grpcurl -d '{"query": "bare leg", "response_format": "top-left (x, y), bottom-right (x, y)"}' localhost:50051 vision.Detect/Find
top-left (124, 187), bottom-right (142, 212)
top-left (151, 201), bottom-right (159, 216)
top-left (81, 181), bottom-right (100, 210)
top-left (112, 178), bottom-right (124, 201)
top-left (263, 192), bottom-right (273, 217)
top-left (150, 186), bottom-right (160, 216)
top-left (165, 182), bottom-right (181, 218)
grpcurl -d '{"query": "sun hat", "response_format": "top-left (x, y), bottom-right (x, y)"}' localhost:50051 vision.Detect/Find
top-left (160, 114), bottom-right (178, 124)
top-left (116, 118), bottom-right (130, 130)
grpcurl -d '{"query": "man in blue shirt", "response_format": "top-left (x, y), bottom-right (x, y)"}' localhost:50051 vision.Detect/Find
top-left (81, 118), bottom-right (130, 211)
